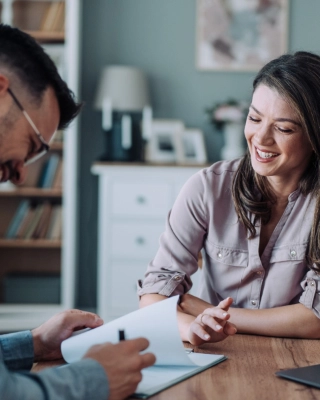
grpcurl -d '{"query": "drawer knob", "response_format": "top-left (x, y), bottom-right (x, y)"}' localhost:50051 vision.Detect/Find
top-left (136, 196), bottom-right (146, 204)
top-left (136, 237), bottom-right (145, 245)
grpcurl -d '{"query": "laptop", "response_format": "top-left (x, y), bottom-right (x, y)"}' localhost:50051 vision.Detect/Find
top-left (276, 364), bottom-right (320, 389)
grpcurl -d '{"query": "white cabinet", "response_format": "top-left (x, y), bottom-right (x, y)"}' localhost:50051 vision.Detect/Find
top-left (92, 163), bottom-right (204, 322)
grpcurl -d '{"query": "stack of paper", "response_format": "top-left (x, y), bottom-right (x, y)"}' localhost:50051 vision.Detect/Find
top-left (61, 296), bottom-right (226, 398)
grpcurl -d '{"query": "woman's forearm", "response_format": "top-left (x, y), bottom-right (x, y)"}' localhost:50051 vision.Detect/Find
top-left (229, 305), bottom-right (320, 338)
top-left (139, 293), bottom-right (167, 308)
top-left (179, 294), bottom-right (320, 339)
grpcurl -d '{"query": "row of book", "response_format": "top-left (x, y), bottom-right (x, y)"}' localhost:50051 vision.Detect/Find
top-left (37, 154), bottom-right (63, 189)
top-left (5, 201), bottom-right (62, 240)
top-left (40, 1), bottom-right (65, 32)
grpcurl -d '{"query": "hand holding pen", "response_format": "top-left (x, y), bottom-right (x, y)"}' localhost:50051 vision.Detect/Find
top-left (83, 329), bottom-right (155, 400)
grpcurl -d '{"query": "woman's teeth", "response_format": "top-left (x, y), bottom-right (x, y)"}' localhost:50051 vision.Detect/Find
top-left (256, 148), bottom-right (278, 159)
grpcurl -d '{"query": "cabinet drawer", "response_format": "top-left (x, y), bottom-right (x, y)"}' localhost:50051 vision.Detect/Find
top-left (110, 261), bottom-right (147, 314)
top-left (112, 183), bottom-right (171, 217)
top-left (111, 222), bottom-right (164, 259)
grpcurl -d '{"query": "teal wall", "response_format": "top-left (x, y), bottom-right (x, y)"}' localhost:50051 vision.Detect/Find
top-left (77, 0), bottom-right (320, 308)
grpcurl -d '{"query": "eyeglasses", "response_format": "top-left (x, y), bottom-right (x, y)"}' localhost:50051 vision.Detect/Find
top-left (8, 88), bottom-right (50, 166)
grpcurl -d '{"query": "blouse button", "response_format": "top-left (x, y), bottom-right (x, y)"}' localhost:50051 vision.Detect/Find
top-left (217, 252), bottom-right (222, 259)
top-left (251, 300), bottom-right (257, 306)
top-left (290, 250), bottom-right (297, 258)
top-left (310, 281), bottom-right (315, 286)
top-left (173, 275), bottom-right (182, 281)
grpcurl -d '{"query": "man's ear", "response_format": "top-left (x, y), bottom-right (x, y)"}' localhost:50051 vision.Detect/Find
top-left (0, 74), bottom-right (10, 97)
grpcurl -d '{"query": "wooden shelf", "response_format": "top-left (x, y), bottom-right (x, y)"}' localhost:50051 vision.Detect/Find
top-left (24, 30), bottom-right (65, 43)
top-left (0, 188), bottom-right (62, 198)
top-left (0, 239), bottom-right (61, 249)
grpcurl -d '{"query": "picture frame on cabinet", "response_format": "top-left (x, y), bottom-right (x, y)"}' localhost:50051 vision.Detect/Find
top-left (176, 129), bottom-right (207, 165)
top-left (145, 119), bottom-right (185, 163)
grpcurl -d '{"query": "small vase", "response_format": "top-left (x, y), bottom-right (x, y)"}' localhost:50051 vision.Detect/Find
top-left (221, 121), bottom-right (246, 160)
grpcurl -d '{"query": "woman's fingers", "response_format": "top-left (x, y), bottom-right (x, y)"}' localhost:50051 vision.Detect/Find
top-left (188, 297), bottom-right (237, 345)
top-left (198, 312), bottom-right (227, 332)
top-left (190, 319), bottom-right (211, 341)
top-left (217, 297), bottom-right (233, 311)
top-left (223, 321), bottom-right (237, 335)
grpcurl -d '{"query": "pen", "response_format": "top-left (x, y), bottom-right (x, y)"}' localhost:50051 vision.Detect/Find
top-left (118, 329), bottom-right (126, 341)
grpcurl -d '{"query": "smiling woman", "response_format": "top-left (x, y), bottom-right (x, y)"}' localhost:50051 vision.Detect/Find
top-left (245, 85), bottom-right (313, 194)
top-left (139, 51), bottom-right (320, 346)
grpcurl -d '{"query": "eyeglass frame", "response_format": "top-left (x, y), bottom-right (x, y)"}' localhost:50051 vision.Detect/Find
top-left (7, 87), bottom-right (50, 165)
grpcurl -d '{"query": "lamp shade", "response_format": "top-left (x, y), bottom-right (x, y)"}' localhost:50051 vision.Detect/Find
top-left (94, 65), bottom-right (150, 111)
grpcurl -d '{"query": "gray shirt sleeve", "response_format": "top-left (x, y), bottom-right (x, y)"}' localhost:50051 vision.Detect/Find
top-left (0, 331), bottom-right (34, 371)
top-left (0, 358), bottom-right (109, 400)
top-left (0, 332), bottom-right (109, 399)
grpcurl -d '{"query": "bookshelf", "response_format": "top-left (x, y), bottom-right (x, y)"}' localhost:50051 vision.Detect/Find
top-left (0, 0), bottom-right (81, 331)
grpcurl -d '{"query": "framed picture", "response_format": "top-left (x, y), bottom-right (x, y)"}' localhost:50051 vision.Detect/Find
top-left (145, 120), bottom-right (185, 163)
top-left (196, 0), bottom-right (289, 71)
top-left (176, 129), bottom-right (207, 165)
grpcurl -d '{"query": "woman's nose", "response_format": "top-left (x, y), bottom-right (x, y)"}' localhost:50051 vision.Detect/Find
top-left (254, 124), bottom-right (274, 146)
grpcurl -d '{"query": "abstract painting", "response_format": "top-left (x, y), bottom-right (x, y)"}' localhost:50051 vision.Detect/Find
top-left (196, 0), bottom-right (288, 71)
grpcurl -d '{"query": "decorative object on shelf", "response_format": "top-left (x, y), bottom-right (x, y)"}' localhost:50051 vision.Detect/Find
top-left (196, 0), bottom-right (289, 71)
top-left (176, 129), bottom-right (207, 165)
top-left (206, 99), bottom-right (248, 160)
top-left (94, 65), bottom-right (152, 162)
top-left (145, 119), bottom-right (184, 163)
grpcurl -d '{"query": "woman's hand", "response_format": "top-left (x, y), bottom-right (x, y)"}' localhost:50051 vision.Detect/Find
top-left (187, 297), bottom-right (237, 345)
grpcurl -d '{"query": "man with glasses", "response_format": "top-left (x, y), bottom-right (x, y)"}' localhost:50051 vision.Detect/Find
top-left (0, 24), bottom-right (155, 400)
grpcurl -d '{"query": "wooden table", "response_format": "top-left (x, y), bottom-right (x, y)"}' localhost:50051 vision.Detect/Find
top-left (33, 334), bottom-right (320, 400)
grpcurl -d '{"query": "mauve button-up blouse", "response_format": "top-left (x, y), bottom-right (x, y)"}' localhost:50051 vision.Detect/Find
top-left (138, 159), bottom-right (320, 318)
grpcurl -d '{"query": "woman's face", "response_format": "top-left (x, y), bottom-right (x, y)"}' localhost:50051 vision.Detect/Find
top-left (244, 84), bottom-right (313, 189)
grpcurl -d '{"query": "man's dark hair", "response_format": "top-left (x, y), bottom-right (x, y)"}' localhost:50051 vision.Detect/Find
top-left (0, 24), bottom-right (82, 129)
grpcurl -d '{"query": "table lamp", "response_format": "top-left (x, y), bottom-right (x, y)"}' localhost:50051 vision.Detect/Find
top-left (94, 65), bottom-right (152, 162)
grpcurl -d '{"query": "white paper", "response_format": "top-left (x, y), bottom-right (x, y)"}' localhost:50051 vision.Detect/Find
top-left (62, 296), bottom-right (194, 366)
top-left (61, 296), bottom-right (226, 398)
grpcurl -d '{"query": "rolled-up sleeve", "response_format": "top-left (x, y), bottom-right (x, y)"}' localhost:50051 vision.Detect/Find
top-left (299, 267), bottom-right (320, 318)
top-left (138, 171), bottom-right (208, 297)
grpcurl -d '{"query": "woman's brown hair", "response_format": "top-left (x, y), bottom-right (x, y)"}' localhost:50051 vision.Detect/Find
top-left (232, 51), bottom-right (320, 272)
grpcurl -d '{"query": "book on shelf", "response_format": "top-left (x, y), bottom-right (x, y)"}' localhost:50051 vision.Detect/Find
top-left (46, 205), bottom-right (62, 240)
top-left (32, 202), bottom-right (52, 239)
top-left (15, 206), bottom-right (36, 239)
top-left (24, 203), bottom-right (46, 240)
top-left (52, 160), bottom-right (63, 189)
top-left (38, 154), bottom-right (61, 188)
top-left (40, 1), bottom-right (65, 32)
top-left (5, 200), bottom-right (30, 239)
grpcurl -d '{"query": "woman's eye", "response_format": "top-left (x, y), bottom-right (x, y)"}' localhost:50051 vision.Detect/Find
top-left (277, 127), bottom-right (293, 133)
top-left (248, 116), bottom-right (260, 123)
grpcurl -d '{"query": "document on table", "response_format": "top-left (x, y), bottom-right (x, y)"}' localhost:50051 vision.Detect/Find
top-left (61, 296), bottom-right (226, 399)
